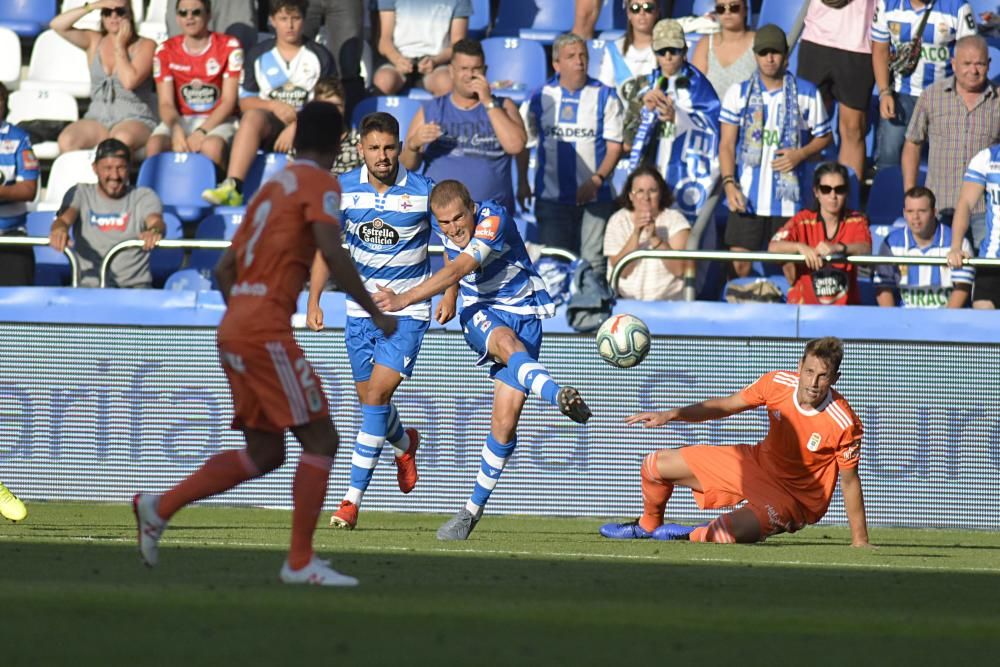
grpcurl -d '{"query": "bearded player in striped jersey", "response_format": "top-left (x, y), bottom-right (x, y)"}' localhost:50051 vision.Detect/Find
top-left (373, 180), bottom-right (592, 540)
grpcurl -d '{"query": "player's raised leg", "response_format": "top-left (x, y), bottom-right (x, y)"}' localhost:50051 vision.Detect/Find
top-left (386, 403), bottom-right (420, 493)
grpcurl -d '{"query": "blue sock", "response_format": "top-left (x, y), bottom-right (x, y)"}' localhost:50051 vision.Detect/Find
top-left (467, 434), bottom-right (517, 516)
top-left (345, 403), bottom-right (390, 505)
top-left (507, 351), bottom-right (560, 406)
top-left (386, 403), bottom-right (410, 457)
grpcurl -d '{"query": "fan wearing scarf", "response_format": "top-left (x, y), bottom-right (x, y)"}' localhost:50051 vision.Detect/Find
top-left (621, 18), bottom-right (721, 223)
top-left (718, 24), bottom-right (832, 279)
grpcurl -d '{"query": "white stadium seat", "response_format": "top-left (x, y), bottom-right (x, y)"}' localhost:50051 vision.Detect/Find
top-left (6, 89), bottom-right (80, 161)
top-left (0, 26), bottom-right (21, 88)
top-left (139, 0), bottom-right (168, 43)
top-left (19, 29), bottom-right (92, 99)
top-left (38, 149), bottom-right (98, 211)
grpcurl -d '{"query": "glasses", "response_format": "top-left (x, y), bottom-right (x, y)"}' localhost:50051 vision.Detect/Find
top-left (630, 188), bottom-right (659, 198)
top-left (629, 3), bottom-right (657, 14)
top-left (715, 2), bottom-right (743, 14)
top-left (176, 8), bottom-right (204, 18)
top-left (655, 46), bottom-right (685, 57)
top-left (101, 7), bottom-right (128, 17)
top-left (817, 184), bottom-right (848, 196)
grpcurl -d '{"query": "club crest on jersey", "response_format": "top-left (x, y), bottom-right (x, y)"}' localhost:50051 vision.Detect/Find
top-left (807, 432), bottom-right (822, 452)
top-left (205, 58), bottom-right (221, 77)
top-left (359, 217), bottom-right (400, 246)
top-left (399, 194), bottom-right (412, 210)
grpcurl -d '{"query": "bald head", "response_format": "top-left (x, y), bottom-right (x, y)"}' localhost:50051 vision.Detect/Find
top-left (953, 35), bottom-right (989, 93)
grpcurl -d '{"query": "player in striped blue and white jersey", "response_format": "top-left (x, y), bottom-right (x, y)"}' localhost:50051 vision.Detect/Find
top-left (307, 112), bottom-right (453, 530)
top-left (872, 0), bottom-right (977, 171)
top-left (949, 143), bottom-right (1000, 308)
top-left (374, 180), bottom-right (592, 541)
top-left (874, 186), bottom-right (974, 308)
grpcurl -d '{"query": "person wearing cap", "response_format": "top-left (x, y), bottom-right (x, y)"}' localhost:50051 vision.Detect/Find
top-left (718, 23), bottom-right (832, 279)
top-left (621, 18), bottom-right (721, 224)
top-left (518, 32), bottom-right (624, 285)
top-left (48, 139), bottom-right (166, 288)
top-left (0, 82), bottom-right (40, 286)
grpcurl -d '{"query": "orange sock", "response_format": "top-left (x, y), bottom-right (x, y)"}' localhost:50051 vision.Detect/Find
top-left (638, 451), bottom-right (673, 533)
top-left (158, 449), bottom-right (260, 520)
top-left (690, 514), bottom-right (736, 543)
top-left (288, 452), bottom-right (333, 570)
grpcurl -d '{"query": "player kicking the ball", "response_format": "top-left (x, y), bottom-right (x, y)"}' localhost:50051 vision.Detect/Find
top-left (133, 102), bottom-right (397, 586)
top-left (373, 180), bottom-right (591, 540)
top-left (601, 337), bottom-right (872, 546)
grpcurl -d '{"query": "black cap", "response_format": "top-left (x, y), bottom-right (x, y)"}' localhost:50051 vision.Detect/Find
top-left (754, 24), bottom-right (788, 55)
top-left (94, 138), bottom-right (131, 163)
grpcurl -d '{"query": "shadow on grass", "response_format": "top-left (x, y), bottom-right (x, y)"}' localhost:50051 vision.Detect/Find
top-left (2, 540), bottom-right (999, 665)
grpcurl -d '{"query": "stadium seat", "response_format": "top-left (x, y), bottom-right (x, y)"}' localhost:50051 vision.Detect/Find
top-left (136, 152), bottom-right (216, 226)
top-left (149, 211), bottom-right (185, 287)
top-left (492, 0), bottom-right (569, 43)
top-left (586, 39), bottom-right (607, 79)
top-left (468, 0), bottom-right (492, 38)
top-left (6, 89), bottom-right (80, 161)
top-left (350, 96), bottom-right (423, 140)
top-left (60, 0), bottom-right (100, 30)
top-left (0, 27), bottom-right (22, 88)
top-left (989, 46), bottom-right (1000, 83)
top-left (406, 88), bottom-right (434, 101)
top-left (26, 210), bottom-right (71, 286)
top-left (594, 0), bottom-right (625, 33)
top-left (242, 152), bottom-right (289, 202)
top-left (671, 0), bottom-right (698, 17)
top-left (866, 166), bottom-right (910, 226)
top-left (138, 0), bottom-right (168, 43)
top-left (481, 37), bottom-right (548, 103)
top-left (756, 0), bottom-right (806, 34)
top-left (164, 267), bottom-right (214, 291)
top-left (0, 0), bottom-right (57, 38)
top-left (189, 207), bottom-right (244, 272)
top-left (19, 30), bottom-right (92, 99)
top-left (38, 149), bottom-right (97, 211)
top-left (597, 29), bottom-right (624, 41)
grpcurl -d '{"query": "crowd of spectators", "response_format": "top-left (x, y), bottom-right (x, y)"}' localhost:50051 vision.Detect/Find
top-left (0, 0), bottom-right (995, 311)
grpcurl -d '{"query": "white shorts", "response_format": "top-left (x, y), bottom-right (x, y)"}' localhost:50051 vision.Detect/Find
top-left (151, 116), bottom-right (237, 143)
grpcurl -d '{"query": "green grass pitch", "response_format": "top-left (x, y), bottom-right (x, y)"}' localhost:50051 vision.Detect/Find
top-left (2, 502), bottom-right (999, 665)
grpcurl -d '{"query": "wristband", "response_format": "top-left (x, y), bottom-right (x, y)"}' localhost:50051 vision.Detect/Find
top-left (878, 87), bottom-right (893, 98)
top-left (722, 176), bottom-right (737, 187)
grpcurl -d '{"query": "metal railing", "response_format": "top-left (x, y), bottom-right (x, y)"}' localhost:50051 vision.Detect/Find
top-left (0, 236), bottom-right (81, 287)
top-left (609, 249), bottom-right (1000, 300)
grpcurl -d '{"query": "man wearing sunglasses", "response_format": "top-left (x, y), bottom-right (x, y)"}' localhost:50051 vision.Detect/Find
top-left (166, 0), bottom-right (256, 47)
top-left (621, 18), bottom-right (721, 223)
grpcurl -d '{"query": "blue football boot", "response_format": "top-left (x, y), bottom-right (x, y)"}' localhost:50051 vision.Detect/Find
top-left (599, 519), bottom-right (653, 539)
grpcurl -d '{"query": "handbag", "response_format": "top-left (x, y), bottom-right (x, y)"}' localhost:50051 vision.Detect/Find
top-left (889, 0), bottom-right (936, 78)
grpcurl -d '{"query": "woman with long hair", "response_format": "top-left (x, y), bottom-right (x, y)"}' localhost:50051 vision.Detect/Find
top-left (598, 2), bottom-right (659, 94)
top-left (768, 162), bottom-right (872, 305)
top-left (50, 0), bottom-right (158, 154)
top-left (604, 165), bottom-right (692, 301)
top-left (690, 0), bottom-right (756, 98)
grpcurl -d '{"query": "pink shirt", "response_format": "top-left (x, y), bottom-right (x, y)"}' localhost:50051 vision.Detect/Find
top-left (801, 0), bottom-right (876, 54)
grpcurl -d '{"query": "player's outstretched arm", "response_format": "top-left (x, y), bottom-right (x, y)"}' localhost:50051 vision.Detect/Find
top-left (313, 222), bottom-right (397, 337)
top-left (214, 247), bottom-right (237, 305)
top-left (625, 392), bottom-right (753, 427)
top-left (374, 252), bottom-right (478, 313)
top-left (839, 465), bottom-right (873, 548)
top-left (306, 251), bottom-right (328, 331)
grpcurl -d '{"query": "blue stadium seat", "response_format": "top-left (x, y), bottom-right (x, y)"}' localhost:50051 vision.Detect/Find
top-left (594, 0), bottom-right (626, 33)
top-left (787, 41), bottom-right (800, 76)
top-left (189, 207), bottom-right (245, 272)
top-left (989, 45), bottom-right (1000, 82)
top-left (586, 39), bottom-right (608, 79)
top-left (756, 0), bottom-right (806, 34)
top-left (242, 152), bottom-right (289, 202)
top-left (469, 0), bottom-right (492, 37)
top-left (350, 96), bottom-right (423, 141)
top-left (26, 210), bottom-right (69, 286)
top-left (493, 0), bottom-right (572, 43)
top-left (136, 152), bottom-right (216, 226)
top-left (481, 37), bottom-right (549, 103)
top-left (150, 212), bottom-right (184, 288)
top-left (164, 268), bottom-right (214, 291)
top-left (0, 0), bottom-right (57, 37)
top-left (867, 165), bottom-right (927, 225)
top-left (671, 0), bottom-right (698, 17)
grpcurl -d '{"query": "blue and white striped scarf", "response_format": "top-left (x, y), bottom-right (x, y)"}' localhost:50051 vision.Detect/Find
top-left (739, 71), bottom-right (801, 203)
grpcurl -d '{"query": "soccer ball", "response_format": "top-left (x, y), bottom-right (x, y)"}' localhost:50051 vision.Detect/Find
top-left (595, 314), bottom-right (651, 368)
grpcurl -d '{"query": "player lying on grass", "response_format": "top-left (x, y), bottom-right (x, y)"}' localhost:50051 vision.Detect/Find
top-left (601, 336), bottom-right (872, 546)
top-left (373, 180), bottom-right (591, 540)
top-left (133, 101), bottom-right (397, 586)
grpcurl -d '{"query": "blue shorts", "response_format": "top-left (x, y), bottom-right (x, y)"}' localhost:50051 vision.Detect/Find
top-left (460, 303), bottom-right (542, 393)
top-left (345, 315), bottom-right (429, 382)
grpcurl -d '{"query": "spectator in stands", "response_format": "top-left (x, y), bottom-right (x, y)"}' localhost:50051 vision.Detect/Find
top-left (947, 141), bottom-right (1000, 309)
top-left (202, 0), bottom-right (334, 207)
top-left (146, 0), bottom-right (243, 170)
top-left (0, 82), bottom-right (40, 287)
top-left (873, 1), bottom-right (977, 173)
top-left (48, 139), bottom-right (166, 289)
top-left (598, 2), bottom-right (659, 95)
top-left (303, 0), bottom-right (365, 114)
top-left (621, 18), bottom-right (721, 224)
top-left (402, 38), bottom-right (526, 213)
top-left (875, 186), bottom-right (974, 308)
top-left (797, 0), bottom-right (876, 182)
top-left (167, 0), bottom-right (258, 49)
top-left (50, 1), bottom-right (158, 155)
top-left (719, 24), bottom-right (832, 278)
top-left (768, 161), bottom-right (872, 306)
top-left (690, 0), bottom-right (756, 99)
top-left (373, 0), bottom-right (470, 97)
top-left (519, 32), bottom-right (624, 283)
top-left (903, 35), bottom-right (1000, 249)
top-left (604, 165), bottom-right (691, 301)
top-left (313, 78), bottom-right (362, 175)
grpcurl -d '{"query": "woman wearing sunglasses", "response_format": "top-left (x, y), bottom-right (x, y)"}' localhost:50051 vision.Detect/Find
top-left (598, 2), bottom-right (659, 95)
top-left (768, 161), bottom-right (872, 305)
top-left (50, 1), bottom-right (158, 155)
top-left (691, 1), bottom-right (757, 99)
